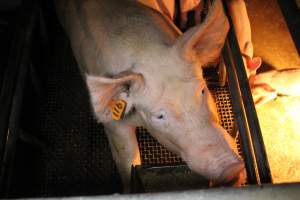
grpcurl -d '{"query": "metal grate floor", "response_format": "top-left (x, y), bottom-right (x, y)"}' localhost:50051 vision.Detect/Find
top-left (137, 127), bottom-right (184, 165)
top-left (7, 15), bottom-right (122, 197)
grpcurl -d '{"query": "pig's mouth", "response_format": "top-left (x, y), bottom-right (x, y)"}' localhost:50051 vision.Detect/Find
top-left (210, 162), bottom-right (246, 187)
top-left (183, 151), bottom-right (246, 187)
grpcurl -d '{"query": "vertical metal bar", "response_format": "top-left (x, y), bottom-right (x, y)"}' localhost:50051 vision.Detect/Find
top-left (0, 0), bottom-right (39, 196)
top-left (222, 41), bottom-right (258, 184)
top-left (2, 63), bottom-right (28, 196)
top-left (277, 0), bottom-right (300, 55)
top-left (222, 0), bottom-right (272, 184)
top-left (226, 26), bottom-right (272, 184)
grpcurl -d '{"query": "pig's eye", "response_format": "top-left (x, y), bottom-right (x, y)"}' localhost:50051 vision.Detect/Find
top-left (156, 114), bottom-right (165, 120)
top-left (151, 110), bottom-right (167, 123)
top-left (150, 110), bottom-right (169, 128)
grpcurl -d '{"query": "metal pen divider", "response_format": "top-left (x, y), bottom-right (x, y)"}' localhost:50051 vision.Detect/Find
top-left (0, 0), bottom-right (39, 196)
top-left (222, 0), bottom-right (272, 184)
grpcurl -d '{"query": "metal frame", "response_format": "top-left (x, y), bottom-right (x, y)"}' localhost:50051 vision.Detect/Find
top-left (0, 0), bottom-right (39, 196)
top-left (222, 1), bottom-right (272, 184)
top-left (277, 0), bottom-right (300, 55)
top-left (0, 0), bottom-right (288, 197)
top-left (11, 183), bottom-right (300, 200)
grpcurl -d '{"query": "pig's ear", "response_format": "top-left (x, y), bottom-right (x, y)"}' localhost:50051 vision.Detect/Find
top-left (86, 72), bottom-right (144, 123)
top-left (174, 0), bottom-right (229, 65)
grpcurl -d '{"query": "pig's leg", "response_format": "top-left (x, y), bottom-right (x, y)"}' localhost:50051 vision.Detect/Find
top-left (225, 0), bottom-right (261, 77)
top-left (144, 0), bottom-right (261, 75)
top-left (268, 68), bottom-right (300, 96)
top-left (104, 122), bottom-right (141, 192)
top-left (251, 68), bottom-right (300, 106)
top-left (226, 0), bottom-right (252, 57)
top-left (178, 0), bottom-right (203, 29)
top-left (137, 0), bottom-right (175, 19)
top-left (173, 0), bottom-right (257, 68)
top-left (137, 0), bottom-right (203, 28)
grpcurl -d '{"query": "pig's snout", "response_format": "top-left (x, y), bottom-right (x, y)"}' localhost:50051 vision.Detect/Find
top-left (205, 154), bottom-right (245, 186)
top-left (211, 161), bottom-right (246, 187)
top-left (183, 147), bottom-right (245, 187)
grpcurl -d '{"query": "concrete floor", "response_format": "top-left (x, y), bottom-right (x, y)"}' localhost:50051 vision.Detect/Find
top-left (246, 0), bottom-right (300, 70)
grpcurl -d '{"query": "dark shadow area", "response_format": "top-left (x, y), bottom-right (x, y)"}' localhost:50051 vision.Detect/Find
top-left (2, 0), bottom-right (122, 197)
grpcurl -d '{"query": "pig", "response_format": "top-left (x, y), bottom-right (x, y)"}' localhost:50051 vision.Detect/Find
top-left (224, 0), bottom-right (262, 77)
top-left (138, 0), bottom-right (262, 77)
top-left (250, 68), bottom-right (300, 106)
top-left (55, 0), bottom-right (245, 191)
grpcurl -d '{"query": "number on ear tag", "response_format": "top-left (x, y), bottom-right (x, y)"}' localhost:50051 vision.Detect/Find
top-left (110, 99), bottom-right (127, 120)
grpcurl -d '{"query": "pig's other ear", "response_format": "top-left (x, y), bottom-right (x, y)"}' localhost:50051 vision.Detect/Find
top-left (86, 72), bottom-right (144, 123)
top-left (174, 0), bottom-right (229, 65)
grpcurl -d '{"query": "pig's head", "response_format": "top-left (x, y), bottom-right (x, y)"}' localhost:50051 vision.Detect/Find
top-left (86, 0), bottom-right (245, 186)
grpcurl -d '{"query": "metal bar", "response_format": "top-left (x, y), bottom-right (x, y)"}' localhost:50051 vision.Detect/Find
top-left (20, 183), bottom-right (300, 200)
top-left (2, 62), bottom-right (28, 196)
top-left (222, 40), bottom-right (258, 184)
top-left (0, 0), bottom-right (39, 196)
top-left (130, 165), bottom-right (145, 193)
top-left (222, 1), bottom-right (272, 183)
top-left (277, 0), bottom-right (300, 55)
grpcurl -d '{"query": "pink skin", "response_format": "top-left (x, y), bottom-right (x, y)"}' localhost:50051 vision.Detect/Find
top-left (139, 0), bottom-right (278, 106)
top-left (136, 80), bottom-right (246, 186)
top-left (56, 0), bottom-right (246, 191)
top-left (137, 0), bottom-right (257, 186)
top-left (139, 0), bottom-right (259, 64)
top-left (250, 68), bottom-right (300, 106)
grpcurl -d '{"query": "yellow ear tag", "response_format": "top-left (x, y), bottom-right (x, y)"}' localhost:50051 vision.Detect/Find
top-left (110, 99), bottom-right (127, 121)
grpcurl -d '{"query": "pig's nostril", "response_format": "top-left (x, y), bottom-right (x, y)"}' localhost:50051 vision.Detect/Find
top-left (224, 163), bottom-right (245, 183)
top-left (213, 162), bottom-right (245, 186)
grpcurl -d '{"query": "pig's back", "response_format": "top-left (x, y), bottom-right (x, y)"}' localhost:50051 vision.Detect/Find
top-left (55, 0), bottom-right (180, 75)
